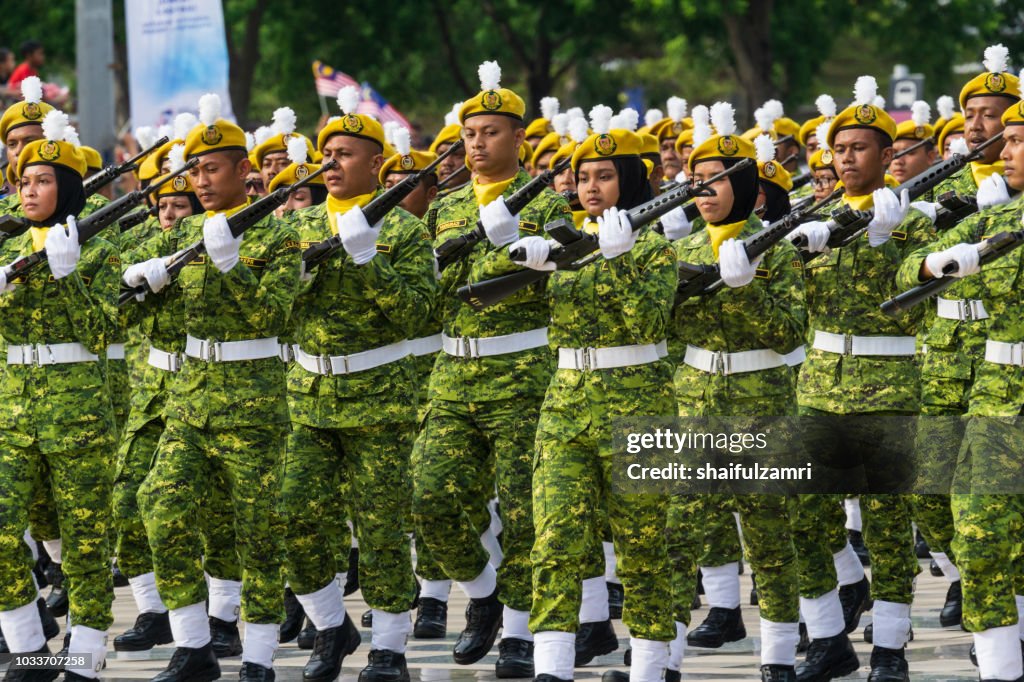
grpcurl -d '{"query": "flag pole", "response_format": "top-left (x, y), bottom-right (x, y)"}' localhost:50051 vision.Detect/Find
top-left (318, 93), bottom-right (329, 117)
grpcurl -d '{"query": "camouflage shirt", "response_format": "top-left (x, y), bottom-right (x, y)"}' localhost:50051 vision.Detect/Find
top-left (284, 199), bottom-right (437, 429)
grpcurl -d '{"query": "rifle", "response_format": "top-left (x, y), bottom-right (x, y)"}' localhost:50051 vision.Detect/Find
top-left (118, 205), bottom-right (159, 233)
top-left (434, 156), bottom-right (572, 273)
top-left (120, 159), bottom-right (337, 305)
top-left (789, 171), bottom-right (812, 191)
top-left (455, 158), bottom-right (753, 311)
top-left (436, 164), bottom-right (470, 192)
top-left (676, 186), bottom-right (847, 301)
top-left (881, 229), bottom-right (1024, 316)
top-left (83, 135), bottom-right (170, 197)
top-left (773, 135), bottom-right (795, 147)
top-left (300, 142), bottom-right (464, 270)
top-left (893, 137), bottom-right (933, 160)
top-left (2, 159), bottom-right (195, 284)
top-left (0, 214), bottom-right (30, 246)
top-left (560, 189), bottom-right (578, 205)
top-left (651, 201), bottom-right (702, 235)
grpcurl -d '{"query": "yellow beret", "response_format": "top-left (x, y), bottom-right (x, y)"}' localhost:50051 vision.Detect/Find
top-left (650, 117), bottom-right (692, 141)
top-left (1000, 99), bottom-right (1024, 127)
top-left (673, 129), bottom-right (695, 155)
top-left (6, 161), bottom-right (16, 188)
top-left (184, 119), bottom-right (248, 159)
top-left (809, 147), bottom-right (835, 172)
top-left (549, 140), bottom-right (577, 170)
top-left (459, 88), bottom-right (526, 123)
top-left (268, 162), bottom-right (325, 193)
top-left (799, 115), bottom-right (826, 146)
top-left (936, 114), bottom-right (965, 153)
top-left (379, 150), bottom-right (438, 184)
top-left (317, 114), bottom-right (387, 152)
top-left (156, 172), bottom-right (197, 199)
top-left (17, 138), bottom-right (87, 180)
top-left (525, 117), bottom-right (552, 140)
top-left (429, 123), bottom-right (462, 154)
top-left (80, 146), bottom-right (103, 173)
top-left (687, 133), bottom-right (756, 173)
top-left (639, 132), bottom-right (660, 157)
top-left (571, 129), bottom-right (643, 172)
top-left (826, 103), bottom-right (897, 148)
top-left (252, 133), bottom-right (315, 171)
top-left (775, 117), bottom-right (800, 139)
top-left (531, 131), bottom-right (567, 168)
top-left (0, 99), bottom-right (53, 143)
top-left (758, 159), bottom-right (793, 192)
top-left (894, 120), bottom-right (935, 142)
top-left (959, 71), bottom-right (1021, 109)
top-left (139, 139), bottom-right (179, 182)
top-left (933, 116), bottom-right (949, 133)
top-left (519, 140), bottom-right (533, 166)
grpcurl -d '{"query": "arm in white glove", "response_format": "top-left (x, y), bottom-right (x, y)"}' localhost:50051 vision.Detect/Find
top-left (507, 236), bottom-right (556, 271)
top-left (787, 220), bottom-right (831, 253)
top-left (479, 196), bottom-right (521, 247)
top-left (910, 200), bottom-right (938, 224)
top-left (976, 173), bottom-right (1012, 209)
top-left (337, 207), bottom-right (382, 265)
top-left (867, 187), bottom-right (910, 247)
top-left (718, 238), bottom-right (761, 288)
top-left (597, 206), bottom-right (638, 260)
top-left (0, 268), bottom-right (11, 293)
top-left (660, 204), bottom-right (692, 241)
top-left (44, 215), bottom-right (82, 280)
top-left (203, 213), bottom-right (242, 273)
top-left (924, 242), bottom-right (980, 278)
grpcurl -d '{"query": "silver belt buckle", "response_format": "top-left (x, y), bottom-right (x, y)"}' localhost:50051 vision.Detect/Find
top-left (170, 353), bottom-right (183, 372)
top-left (315, 354), bottom-right (332, 376)
top-left (38, 344), bottom-right (53, 366)
top-left (194, 339), bottom-right (211, 361)
top-left (969, 300), bottom-right (984, 321)
top-left (459, 336), bottom-right (478, 359)
top-left (1013, 342), bottom-right (1024, 367)
top-left (278, 344), bottom-right (293, 363)
top-left (957, 299), bottom-right (973, 321)
top-left (713, 351), bottom-right (731, 375)
top-left (843, 334), bottom-right (854, 356)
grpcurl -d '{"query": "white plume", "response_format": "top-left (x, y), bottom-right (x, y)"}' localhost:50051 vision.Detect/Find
top-left (608, 113), bottom-right (622, 130)
top-left (692, 105), bottom-right (712, 147)
top-left (873, 95), bottom-right (886, 109)
top-left (568, 116), bottom-right (589, 144)
top-left (565, 106), bottom-right (584, 121)
top-left (20, 76), bottom-right (42, 104)
top-left (667, 96), bottom-right (688, 122)
top-left (478, 60), bottom-right (501, 91)
top-left (326, 116), bottom-right (341, 125)
top-left (540, 96), bottom-right (559, 121)
top-left (764, 99), bottom-right (784, 121)
top-left (754, 106), bottom-right (777, 133)
top-left (41, 109), bottom-right (69, 143)
top-left (63, 125), bottom-right (80, 147)
top-left (936, 95), bottom-right (955, 121)
top-left (272, 107), bottom-right (297, 136)
top-left (911, 100), bottom-right (931, 127)
top-left (135, 126), bottom-right (157, 150)
top-left (983, 44), bottom-right (1010, 74)
top-left (815, 94), bottom-right (837, 118)
top-left (754, 133), bottom-right (776, 164)
top-left (709, 101), bottom-right (737, 136)
top-left (644, 108), bottom-right (663, 128)
top-left (551, 113), bottom-right (569, 137)
top-left (169, 143), bottom-right (186, 173)
top-left (950, 137), bottom-right (969, 155)
top-left (173, 112), bottom-right (197, 142)
top-left (157, 124), bottom-right (173, 141)
top-left (589, 104), bottom-right (614, 135)
top-left (337, 86), bottom-right (361, 115)
top-left (244, 131), bottom-right (255, 151)
top-left (853, 76), bottom-right (878, 106)
top-left (443, 102), bottom-right (461, 127)
top-left (815, 120), bottom-right (832, 152)
top-left (197, 93), bottom-right (221, 126)
top-left (382, 121), bottom-right (399, 145)
top-left (254, 125), bottom-right (273, 146)
top-left (393, 126), bottom-right (411, 156)
top-left (617, 107), bottom-right (639, 132)
top-left (286, 136), bottom-right (308, 166)
top-left (691, 104), bottom-right (709, 127)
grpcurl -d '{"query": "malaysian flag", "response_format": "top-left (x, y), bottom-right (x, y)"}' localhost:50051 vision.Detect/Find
top-left (312, 60), bottom-right (359, 97)
top-left (356, 82), bottom-right (413, 129)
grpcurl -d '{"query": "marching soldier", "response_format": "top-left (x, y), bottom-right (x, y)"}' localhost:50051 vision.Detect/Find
top-left (251, 107), bottom-right (316, 193)
top-left (649, 97), bottom-right (690, 182)
top-left (0, 77), bottom-right (53, 215)
top-left (429, 104), bottom-right (470, 199)
top-left (889, 102), bottom-right (937, 190)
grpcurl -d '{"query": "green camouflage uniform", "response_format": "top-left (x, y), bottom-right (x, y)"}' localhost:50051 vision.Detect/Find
top-left (0, 230), bottom-right (118, 632)
top-left (280, 199), bottom-right (435, 611)
top-left (670, 216), bottom-right (803, 626)
top-left (135, 209), bottom-right (299, 624)
top-left (412, 172), bottom-right (568, 613)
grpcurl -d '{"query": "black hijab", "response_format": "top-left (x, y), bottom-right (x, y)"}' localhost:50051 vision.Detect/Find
top-left (696, 156), bottom-right (759, 226)
top-left (27, 163), bottom-right (86, 228)
top-left (576, 156), bottom-right (652, 213)
top-left (760, 181), bottom-right (791, 223)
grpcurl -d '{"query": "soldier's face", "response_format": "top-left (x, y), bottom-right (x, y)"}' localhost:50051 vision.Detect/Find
top-left (678, 145), bottom-right (694, 171)
top-left (692, 159), bottom-right (735, 224)
top-left (660, 137), bottom-right (680, 179)
top-left (281, 187), bottom-right (314, 214)
top-left (1000, 126), bottom-right (1024, 192)
top-left (18, 166), bottom-right (58, 222)
top-left (553, 166), bottom-right (575, 196)
top-left (832, 128), bottom-right (892, 196)
top-left (462, 116), bottom-right (524, 178)
top-left (188, 151), bottom-right (251, 212)
top-left (435, 141), bottom-right (467, 180)
top-left (533, 152), bottom-right (554, 178)
top-left (6, 124), bottom-right (44, 162)
top-left (577, 160), bottom-right (620, 217)
top-left (804, 135), bottom-right (820, 165)
top-left (812, 169), bottom-right (838, 201)
top-left (321, 134), bottom-right (383, 199)
top-left (158, 195), bottom-right (195, 230)
top-left (260, 151), bottom-right (291, 187)
top-left (890, 139), bottom-right (937, 183)
top-left (245, 171), bottom-right (265, 198)
top-left (942, 133), bottom-right (964, 159)
top-left (778, 141), bottom-right (800, 171)
top-left (963, 96), bottom-right (1010, 164)
top-left (383, 172), bottom-right (435, 219)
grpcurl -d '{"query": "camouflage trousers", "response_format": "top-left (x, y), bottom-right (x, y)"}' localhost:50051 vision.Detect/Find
top-left (693, 495), bottom-right (742, 567)
top-left (106, 358), bottom-right (130, 436)
top-left (112, 417), bottom-right (241, 581)
top-left (789, 494), bottom-right (848, 598)
top-left (413, 396), bottom-right (539, 612)
top-left (138, 418), bottom-right (286, 624)
top-left (0, 441), bottom-right (113, 630)
top-left (282, 421), bottom-right (417, 612)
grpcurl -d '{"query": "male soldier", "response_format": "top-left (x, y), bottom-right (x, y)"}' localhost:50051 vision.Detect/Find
top-left (252, 107), bottom-right (315, 193)
top-left (524, 97), bottom-right (560, 157)
top-left (430, 105), bottom-right (470, 199)
top-left (127, 93), bottom-right (300, 682)
top-left (650, 97), bottom-right (690, 182)
top-left (889, 102), bottom-right (938, 189)
top-left (279, 86), bottom-right (435, 682)
top-left (413, 60), bottom-right (570, 677)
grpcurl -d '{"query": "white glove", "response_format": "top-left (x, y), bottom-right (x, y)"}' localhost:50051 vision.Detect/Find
top-left (508, 236), bottom-right (556, 271)
top-left (44, 215), bottom-right (81, 280)
top-left (787, 221), bottom-right (831, 253)
top-left (597, 206), bottom-right (637, 260)
top-left (299, 260), bottom-right (314, 282)
top-left (867, 188), bottom-right (910, 247)
top-left (674, 170), bottom-right (688, 184)
top-left (203, 213), bottom-right (242, 273)
top-left (910, 200), bottom-right (938, 224)
top-left (337, 207), bottom-right (382, 265)
top-left (718, 238), bottom-right (760, 288)
top-left (479, 197), bottom-right (521, 247)
top-left (0, 268), bottom-right (11, 293)
top-left (660, 205), bottom-right (692, 241)
top-left (123, 261), bottom-right (147, 287)
top-left (924, 243), bottom-right (980, 278)
top-left (976, 173), bottom-right (1012, 209)
top-left (141, 257), bottom-right (170, 293)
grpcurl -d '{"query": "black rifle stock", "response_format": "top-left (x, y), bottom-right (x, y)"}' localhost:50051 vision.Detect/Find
top-left (83, 135), bottom-right (170, 197)
top-left (118, 205), bottom-right (159, 232)
top-left (892, 136), bottom-right (933, 160)
top-left (0, 214), bottom-right (30, 246)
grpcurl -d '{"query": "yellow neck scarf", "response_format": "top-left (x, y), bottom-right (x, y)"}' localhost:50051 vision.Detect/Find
top-left (706, 220), bottom-right (746, 257)
top-left (574, 210), bottom-right (594, 232)
top-left (326, 192), bottom-right (376, 235)
top-left (841, 192), bottom-right (875, 211)
top-left (30, 227), bottom-right (49, 253)
top-left (472, 176), bottom-right (516, 206)
top-left (204, 200), bottom-right (249, 220)
top-left (970, 160), bottom-right (1005, 188)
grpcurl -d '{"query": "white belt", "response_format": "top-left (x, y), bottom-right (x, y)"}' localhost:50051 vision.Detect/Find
top-left (148, 347), bottom-right (184, 372)
top-left (106, 344), bottom-right (126, 360)
top-left (655, 339), bottom-right (668, 358)
top-left (6, 342), bottom-right (99, 366)
top-left (278, 343), bottom-right (294, 363)
top-left (184, 335), bottom-right (281, 363)
top-left (984, 340), bottom-right (1024, 367)
top-left (558, 342), bottom-right (663, 371)
top-left (295, 340), bottom-right (409, 376)
top-left (683, 345), bottom-right (786, 375)
top-left (812, 331), bottom-right (917, 357)
top-left (408, 333), bottom-right (442, 357)
top-left (782, 345), bottom-right (806, 366)
top-left (936, 297), bottom-right (989, 321)
top-left (441, 328), bottom-right (548, 359)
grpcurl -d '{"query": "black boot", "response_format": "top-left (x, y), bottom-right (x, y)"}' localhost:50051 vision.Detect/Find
top-left (36, 597), bottom-right (58, 641)
top-left (413, 596), bottom-right (447, 639)
top-left (239, 661), bottom-right (276, 681)
top-left (867, 646), bottom-right (909, 682)
top-left (151, 642), bottom-right (221, 682)
top-left (929, 559), bottom-right (943, 577)
top-left (914, 531), bottom-right (930, 559)
top-left (839, 576), bottom-right (871, 633)
top-left (796, 633), bottom-right (859, 682)
top-left (623, 648), bottom-right (631, 665)
top-left (496, 638), bottom-right (534, 678)
top-left (535, 676), bottom-right (573, 682)
top-left (575, 619), bottom-right (618, 666)
top-left (600, 673), bottom-right (629, 682)
top-left (345, 547), bottom-right (360, 596)
top-left (939, 580), bottom-right (963, 628)
top-left (607, 582), bottom-right (624, 620)
top-left (209, 615), bottom-right (243, 657)
top-left (751, 573), bottom-right (759, 606)
top-left (303, 614), bottom-right (361, 682)
top-left (362, 609), bottom-right (373, 628)
top-left (112, 562), bottom-right (130, 587)
top-left (64, 672), bottom-right (102, 681)
top-left (298, 617), bottom-right (318, 650)
top-left (32, 544), bottom-right (51, 590)
top-left (686, 606), bottom-right (746, 648)
top-left (2, 645), bottom-right (59, 682)
top-left (848, 530), bottom-right (870, 566)
top-left (797, 622), bottom-right (810, 654)
top-left (453, 590), bottom-right (502, 664)
top-left (44, 564), bottom-right (68, 618)
top-left (280, 587), bottom-right (305, 643)
top-left (696, 568), bottom-right (705, 594)
top-left (691, 592), bottom-right (701, 610)
top-left (666, 670), bottom-right (681, 682)
top-left (863, 622), bottom-right (914, 644)
top-left (761, 664), bottom-right (798, 682)
top-left (113, 610), bottom-right (173, 651)
top-left (358, 649), bottom-right (410, 682)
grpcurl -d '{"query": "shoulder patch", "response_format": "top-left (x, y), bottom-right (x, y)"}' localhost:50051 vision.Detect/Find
top-left (283, 239), bottom-right (302, 251)
top-left (791, 259), bottom-right (804, 270)
top-left (300, 240), bottom-right (319, 249)
top-left (240, 256), bottom-right (268, 268)
top-left (107, 255), bottom-right (121, 266)
top-left (891, 230), bottom-right (907, 241)
top-left (187, 255), bottom-right (207, 266)
top-left (375, 243), bottom-right (393, 253)
top-left (754, 267), bottom-right (770, 280)
top-left (519, 221), bottom-right (539, 233)
top-left (437, 218), bottom-right (467, 235)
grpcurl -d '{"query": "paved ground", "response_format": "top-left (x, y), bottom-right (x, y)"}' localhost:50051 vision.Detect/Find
top-left (6, 559), bottom-right (980, 680)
